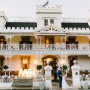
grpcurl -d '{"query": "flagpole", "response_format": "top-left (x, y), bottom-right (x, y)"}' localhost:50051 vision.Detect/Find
top-left (48, 0), bottom-right (49, 6)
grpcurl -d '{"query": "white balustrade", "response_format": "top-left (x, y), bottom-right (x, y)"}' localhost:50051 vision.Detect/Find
top-left (0, 44), bottom-right (90, 51)
top-left (62, 18), bottom-right (86, 23)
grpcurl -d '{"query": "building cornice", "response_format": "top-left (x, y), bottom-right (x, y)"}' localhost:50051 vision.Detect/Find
top-left (36, 12), bottom-right (62, 14)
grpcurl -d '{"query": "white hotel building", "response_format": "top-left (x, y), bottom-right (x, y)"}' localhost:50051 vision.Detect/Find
top-left (0, 4), bottom-right (90, 76)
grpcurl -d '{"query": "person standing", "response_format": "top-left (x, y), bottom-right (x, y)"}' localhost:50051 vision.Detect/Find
top-left (58, 67), bottom-right (62, 88)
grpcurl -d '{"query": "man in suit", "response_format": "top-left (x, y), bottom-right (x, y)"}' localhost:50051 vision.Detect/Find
top-left (58, 67), bottom-right (62, 88)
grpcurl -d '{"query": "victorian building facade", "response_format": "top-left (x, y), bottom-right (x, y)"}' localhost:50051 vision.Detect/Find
top-left (0, 5), bottom-right (90, 76)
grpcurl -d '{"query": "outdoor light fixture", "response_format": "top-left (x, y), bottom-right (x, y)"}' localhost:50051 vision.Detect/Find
top-left (34, 60), bottom-right (38, 64)
top-left (61, 60), bottom-right (65, 65)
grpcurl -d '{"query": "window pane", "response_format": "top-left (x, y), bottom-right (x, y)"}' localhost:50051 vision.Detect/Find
top-left (50, 19), bottom-right (54, 24)
top-left (44, 19), bottom-right (48, 26)
top-left (22, 58), bottom-right (29, 69)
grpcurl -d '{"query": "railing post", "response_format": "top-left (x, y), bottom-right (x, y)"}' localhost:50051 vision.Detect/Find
top-left (70, 44), bottom-right (71, 50)
top-left (36, 37), bottom-right (39, 50)
top-left (65, 36), bottom-right (67, 50)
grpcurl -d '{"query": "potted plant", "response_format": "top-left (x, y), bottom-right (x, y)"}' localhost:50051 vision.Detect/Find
top-left (36, 65), bottom-right (44, 90)
top-left (3, 65), bottom-right (9, 76)
top-left (37, 65), bottom-right (42, 70)
top-left (36, 65), bottom-right (42, 74)
top-left (63, 65), bottom-right (67, 71)
top-left (63, 65), bottom-right (68, 77)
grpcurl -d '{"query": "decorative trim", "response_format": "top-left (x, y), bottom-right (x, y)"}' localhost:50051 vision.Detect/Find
top-left (36, 12), bottom-right (62, 14)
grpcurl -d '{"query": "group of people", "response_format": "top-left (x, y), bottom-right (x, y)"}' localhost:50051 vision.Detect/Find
top-left (58, 67), bottom-right (70, 89)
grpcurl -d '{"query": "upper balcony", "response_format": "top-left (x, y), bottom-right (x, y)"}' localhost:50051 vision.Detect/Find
top-left (0, 44), bottom-right (90, 55)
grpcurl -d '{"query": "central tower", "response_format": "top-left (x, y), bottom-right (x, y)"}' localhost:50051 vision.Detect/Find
top-left (36, 5), bottom-right (62, 29)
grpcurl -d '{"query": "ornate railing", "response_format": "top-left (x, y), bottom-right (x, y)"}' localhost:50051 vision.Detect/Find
top-left (0, 44), bottom-right (90, 51)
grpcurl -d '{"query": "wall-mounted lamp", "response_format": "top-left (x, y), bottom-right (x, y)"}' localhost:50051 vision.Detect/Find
top-left (61, 60), bottom-right (65, 65)
top-left (34, 60), bottom-right (38, 65)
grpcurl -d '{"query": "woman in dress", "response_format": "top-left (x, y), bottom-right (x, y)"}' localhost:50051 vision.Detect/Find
top-left (62, 71), bottom-right (70, 89)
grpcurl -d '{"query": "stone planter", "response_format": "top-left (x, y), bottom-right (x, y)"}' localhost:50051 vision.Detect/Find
top-left (83, 81), bottom-right (88, 89)
top-left (39, 81), bottom-right (45, 90)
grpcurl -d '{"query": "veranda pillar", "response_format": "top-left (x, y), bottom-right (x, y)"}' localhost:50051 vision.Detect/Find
top-left (9, 55), bottom-right (12, 78)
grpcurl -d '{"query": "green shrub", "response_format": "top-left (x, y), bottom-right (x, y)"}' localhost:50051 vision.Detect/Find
top-left (3, 65), bottom-right (9, 70)
top-left (36, 65), bottom-right (42, 70)
top-left (63, 65), bottom-right (67, 71)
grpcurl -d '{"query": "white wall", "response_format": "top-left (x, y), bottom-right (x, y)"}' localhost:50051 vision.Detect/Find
top-left (6, 55), bottom-right (40, 71)
top-left (0, 11), bottom-right (7, 29)
top-left (36, 5), bottom-right (62, 29)
top-left (77, 55), bottom-right (90, 70)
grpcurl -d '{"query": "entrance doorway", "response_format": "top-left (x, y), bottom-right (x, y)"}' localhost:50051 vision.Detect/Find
top-left (45, 36), bottom-right (54, 44)
top-left (42, 55), bottom-right (57, 76)
top-left (21, 56), bottom-right (30, 70)
top-left (0, 56), bottom-right (5, 70)
top-left (0, 58), bottom-right (3, 70)
top-left (19, 36), bottom-right (32, 50)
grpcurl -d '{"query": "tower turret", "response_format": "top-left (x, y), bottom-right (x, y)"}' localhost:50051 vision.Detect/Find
top-left (36, 5), bottom-right (62, 29)
top-left (0, 11), bottom-right (7, 29)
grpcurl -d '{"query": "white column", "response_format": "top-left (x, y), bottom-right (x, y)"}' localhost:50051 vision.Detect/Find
top-left (10, 37), bottom-right (11, 50)
top-left (37, 37), bottom-right (39, 50)
top-left (39, 36), bottom-right (43, 50)
top-left (40, 52), bottom-right (42, 65)
top-left (37, 37), bottom-right (38, 44)
top-left (65, 36), bottom-right (67, 50)
top-left (61, 36), bottom-right (62, 44)
top-left (34, 35), bottom-right (38, 49)
top-left (71, 60), bottom-right (80, 88)
top-left (9, 55), bottom-right (12, 78)
top-left (4, 54), bottom-right (7, 76)
top-left (5, 38), bottom-right (8, 50)
top-left (5, 35), bottom-right (13, 50)
top-left (40, 36), bottom-right (41, 49)
top-left (5, 54), bottom-right (7, 65)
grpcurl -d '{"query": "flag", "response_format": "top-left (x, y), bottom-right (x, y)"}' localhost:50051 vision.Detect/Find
top-left (42, 1), bottom-right (49, 7)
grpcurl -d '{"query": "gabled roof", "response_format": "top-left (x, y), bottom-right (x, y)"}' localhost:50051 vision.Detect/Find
top-left (61, 22), bottom-right (90, 29)
top-left (5, 22), bottom-right (37, 28)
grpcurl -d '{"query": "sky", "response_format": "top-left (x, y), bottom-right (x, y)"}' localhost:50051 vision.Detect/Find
top-left (0, 0), bottom-right (90, 18)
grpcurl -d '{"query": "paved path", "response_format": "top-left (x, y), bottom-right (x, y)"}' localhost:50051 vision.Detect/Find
top-left (0, 82), bottom-right (79, 90)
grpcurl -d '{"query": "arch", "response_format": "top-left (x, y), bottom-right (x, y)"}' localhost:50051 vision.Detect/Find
top-left (42, 55), bottom-right (58, 77)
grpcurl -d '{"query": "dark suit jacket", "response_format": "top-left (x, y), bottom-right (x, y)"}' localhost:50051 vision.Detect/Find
top-left (58, 70), bottom-right (62, 80)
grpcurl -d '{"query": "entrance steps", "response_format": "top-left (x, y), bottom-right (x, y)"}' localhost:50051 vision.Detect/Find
top-left (12, 79), bottom-right (33, 87)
